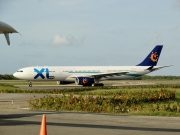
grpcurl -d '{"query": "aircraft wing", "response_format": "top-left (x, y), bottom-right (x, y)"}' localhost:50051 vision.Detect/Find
top-left (90, 72), bottom-right (129, 78)
top-left (69, 71), bottom-right (129, 78)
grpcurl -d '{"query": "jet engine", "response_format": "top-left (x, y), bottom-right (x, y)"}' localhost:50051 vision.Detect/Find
top-left (75, 77), bottom-right (95, 86)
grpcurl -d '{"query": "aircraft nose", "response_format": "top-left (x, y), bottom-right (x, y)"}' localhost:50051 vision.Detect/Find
top-left (13, 72), bottom-right (18, 78)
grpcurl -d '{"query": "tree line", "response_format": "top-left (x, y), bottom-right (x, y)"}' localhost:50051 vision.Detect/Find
top-left (131, 75), bottom-right (180, 80)
top-left (0, 74), bottom-right (180, 80)
top-left (0, 74), bottom-right (18, 80)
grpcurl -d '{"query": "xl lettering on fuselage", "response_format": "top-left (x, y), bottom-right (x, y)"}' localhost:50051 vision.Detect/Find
top-left (34, 68), bottom-right (55, 79)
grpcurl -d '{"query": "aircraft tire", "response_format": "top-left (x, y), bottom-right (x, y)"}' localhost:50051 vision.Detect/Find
top-left (29, 84), bottom-right (32, 87)
top-left (94, 83), bottom-right (104, 87)
top-left (99, 83), bottom-right (104, 86)
top-left (57, 81), bottom-right (60, 85)
top-left (83, 84), bottom-right (92, 87)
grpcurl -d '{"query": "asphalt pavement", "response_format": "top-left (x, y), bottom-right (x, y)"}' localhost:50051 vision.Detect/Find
top-left (0, 93), bottom-right (180, 135)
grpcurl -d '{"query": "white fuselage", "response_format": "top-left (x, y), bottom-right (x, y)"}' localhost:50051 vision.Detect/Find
top-left (13, 45), bottom-right (167, 86)
top-left (13, 66), bottom-right (161, 83)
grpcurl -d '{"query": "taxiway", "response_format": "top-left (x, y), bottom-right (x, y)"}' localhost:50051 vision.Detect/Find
top-left (0, 93), bottom-right (180, 135)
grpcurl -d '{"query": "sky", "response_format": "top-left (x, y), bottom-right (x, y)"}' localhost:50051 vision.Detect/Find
top-left (0, 0), bottom-right (180, 75)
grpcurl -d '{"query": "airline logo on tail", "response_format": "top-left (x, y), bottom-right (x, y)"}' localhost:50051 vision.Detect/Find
top-left (137, 45), bottom-right (163, 66)
top-left (150, 52), bottom-right (158, 62)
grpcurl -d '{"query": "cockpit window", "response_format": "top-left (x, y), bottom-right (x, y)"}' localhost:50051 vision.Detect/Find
top-left (17, 70), bottom-right (23, 72)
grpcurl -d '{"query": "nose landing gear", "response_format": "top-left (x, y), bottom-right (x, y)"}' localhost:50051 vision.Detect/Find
top-left (29, 81), bottom-right (32, 87)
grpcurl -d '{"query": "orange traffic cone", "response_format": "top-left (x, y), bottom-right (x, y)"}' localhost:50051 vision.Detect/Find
top-left (39, 114), bottom-right (47, 135)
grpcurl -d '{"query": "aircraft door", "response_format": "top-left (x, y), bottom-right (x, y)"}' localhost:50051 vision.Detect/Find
top-left (59, 69), bottom-right (64, 75)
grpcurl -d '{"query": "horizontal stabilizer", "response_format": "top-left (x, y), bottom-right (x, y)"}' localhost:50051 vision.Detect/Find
top-left (146, 65), bottom-right (172, 71)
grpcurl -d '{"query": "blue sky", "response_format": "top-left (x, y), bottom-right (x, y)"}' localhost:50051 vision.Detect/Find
top-left (0, 0), bottom-right (180, 75)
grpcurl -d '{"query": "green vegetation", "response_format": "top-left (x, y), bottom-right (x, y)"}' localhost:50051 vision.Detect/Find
top-left (1, 80), bottom-right (180, 116)
top-left (1, 74), bottom-right (180, 80)
top-left (0, 83), bottom-right (22, 92)
top-left (128, 75), bottom-right (180, 80)
top-left (140, 75), bottom-right (180, 80)
top-left (0, 74), bottom-right (17, 80)
top-left (28, 90), bottom-right (176, 113)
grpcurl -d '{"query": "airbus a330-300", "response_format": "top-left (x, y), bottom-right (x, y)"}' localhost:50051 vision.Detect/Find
top-left (13, 45), bottom-right (170, 87)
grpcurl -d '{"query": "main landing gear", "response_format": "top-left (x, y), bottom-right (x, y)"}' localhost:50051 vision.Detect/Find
top-left (82, 83), bottom-right (104, 87)
top-left (82, 84), bottom-right (93, 87)
top-left (94, 83), bottom-right (104, 87)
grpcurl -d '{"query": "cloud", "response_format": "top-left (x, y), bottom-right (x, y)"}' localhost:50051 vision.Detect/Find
top-left (170, 25), bottom-right (180, 32)
top-left (146, 33), bottom-right (163, 45)
top-left (51, 34), bottom-right (84, 46)
top-left (52, 35), bottom-right (70, 45)
top-left (173, 0), bottom-right (180, 9)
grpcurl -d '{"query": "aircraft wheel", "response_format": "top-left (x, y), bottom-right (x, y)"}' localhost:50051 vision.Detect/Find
top-left (83, 84), bottom-right (92, 87)
top-left (29, 82), bottom-right (32, 87)
top-left (99, 83), bottom-right (104, 86)
top-left (94, 83), bottom-right (98, 87)
top-left (94, 83), bottom-right (104, 87)
top-left (57, 81), bottom-right (60, 85)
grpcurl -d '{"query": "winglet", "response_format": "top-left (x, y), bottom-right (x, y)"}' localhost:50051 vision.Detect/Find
top-left (137, 45), bottom-right (163, 66)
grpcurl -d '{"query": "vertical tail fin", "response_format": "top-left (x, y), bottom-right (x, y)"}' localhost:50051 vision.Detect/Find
top-left (137, 45), bottom-right (163, 66)
top-left (4, 33), bottom-right (10, 45)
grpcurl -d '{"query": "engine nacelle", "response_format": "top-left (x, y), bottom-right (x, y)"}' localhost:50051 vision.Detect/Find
top-left (75, 77), bottom-right (95, 86)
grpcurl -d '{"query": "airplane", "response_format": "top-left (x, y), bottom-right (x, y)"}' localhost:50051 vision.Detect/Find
top-left (0, 21), bottom-right (18, 45)
top-left (13, 45), bottom-right (170, 87)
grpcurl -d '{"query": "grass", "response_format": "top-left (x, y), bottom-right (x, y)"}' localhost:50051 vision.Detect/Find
top-left (0, 80), bottom-right (58, 85)
top-left (1, 80), bottom-right (180, 116)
